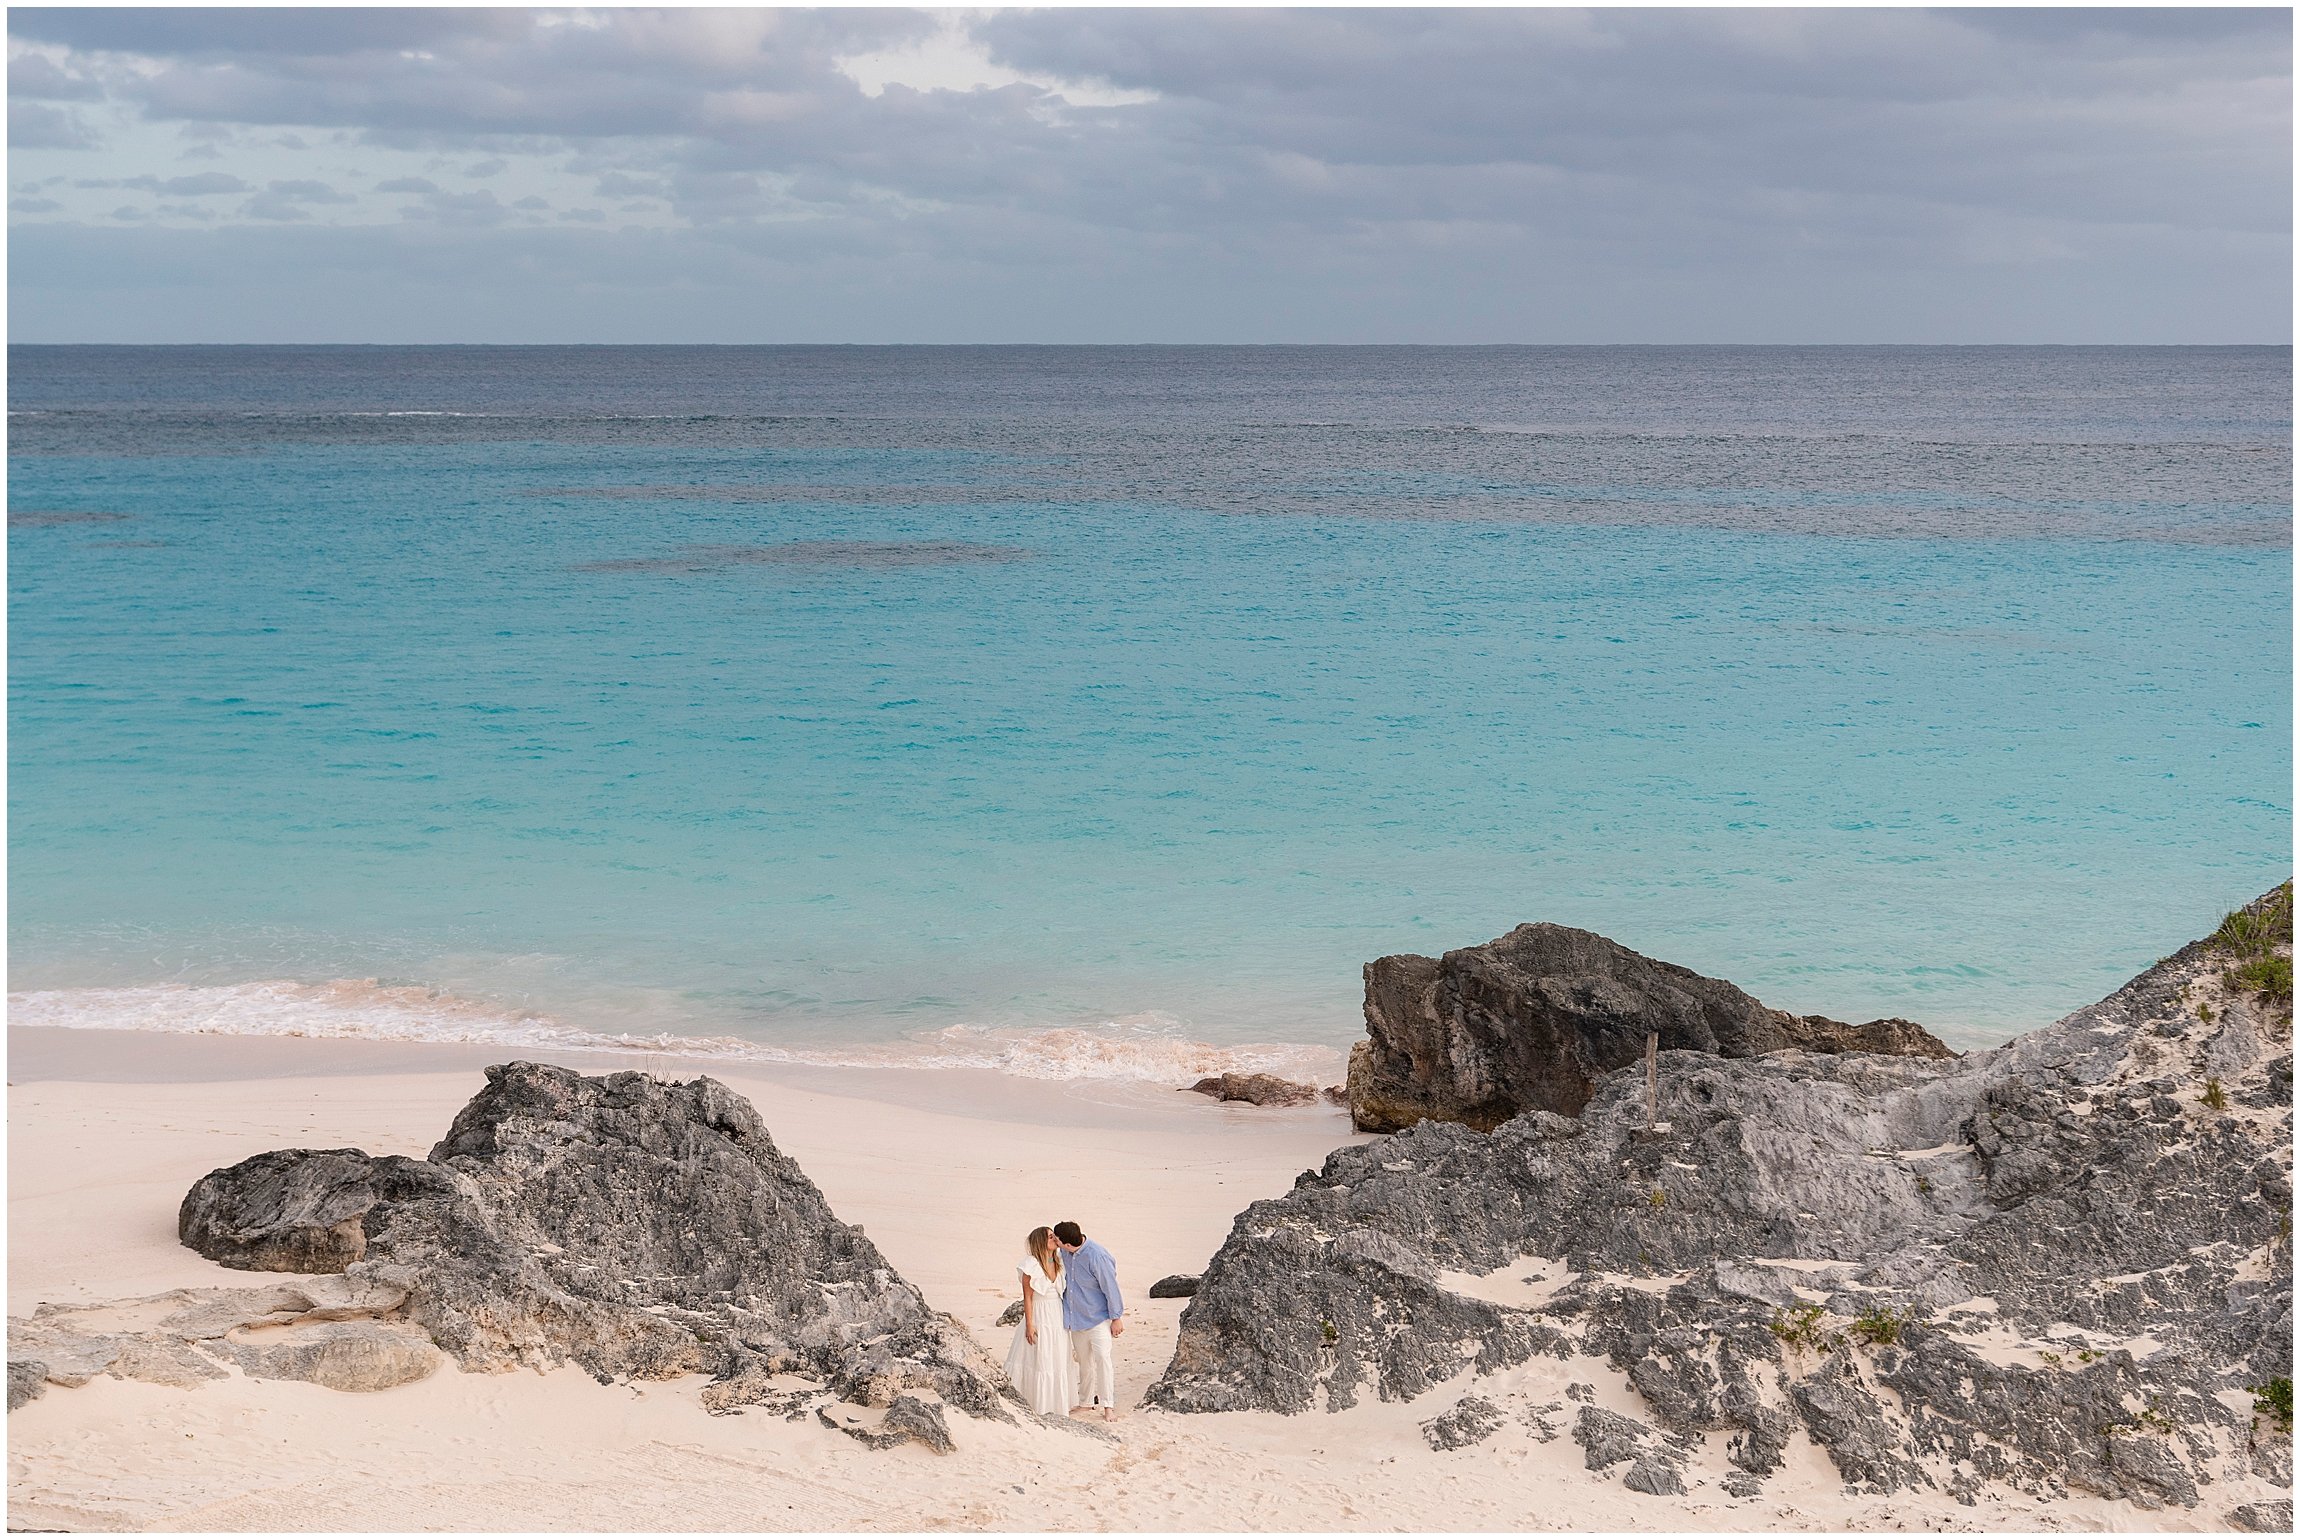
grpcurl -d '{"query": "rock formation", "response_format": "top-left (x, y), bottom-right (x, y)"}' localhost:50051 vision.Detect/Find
top-left (1188, 1073), bottom-right (1319, 1107)
top-left (1153, 889), bottom-right (2294, 1517)
top-left (1348, 922), bottom-right (1954, 1132)
top-left (1148, 1274), bottom-right (1201, 1299)
top-left (9, 1275), bottom-right (429, 1407)
top-left (817, 1392), bottom-right (957, 1453)
top-left (167, 1061), bottom-right (1010, 1437)
top-left (2229, 1498), bottom-right (2294, 1532)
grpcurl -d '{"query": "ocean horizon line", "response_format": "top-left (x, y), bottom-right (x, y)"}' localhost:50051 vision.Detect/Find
top-left (8, 340), bottom-right (2293, 353)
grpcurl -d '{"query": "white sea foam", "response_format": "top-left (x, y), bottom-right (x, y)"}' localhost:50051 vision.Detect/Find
top-left (6, 980), bottom-right (1346, 1087)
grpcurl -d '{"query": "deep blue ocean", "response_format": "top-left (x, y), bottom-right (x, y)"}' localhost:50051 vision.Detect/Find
top-left (7, 346), bottom-right (2291, 1075)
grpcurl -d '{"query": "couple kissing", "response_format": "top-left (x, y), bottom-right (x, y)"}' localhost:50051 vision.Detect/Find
top-left (1003, 1220), bottom-right (1124, 1420)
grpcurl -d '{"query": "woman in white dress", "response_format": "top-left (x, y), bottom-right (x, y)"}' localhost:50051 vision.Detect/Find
top-left (1002, 1225), bottom-right (1078, 1416)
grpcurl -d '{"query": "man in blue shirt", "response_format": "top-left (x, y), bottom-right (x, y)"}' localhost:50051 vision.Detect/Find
top-left (1052, 1220), bottom-right (1124, 1419)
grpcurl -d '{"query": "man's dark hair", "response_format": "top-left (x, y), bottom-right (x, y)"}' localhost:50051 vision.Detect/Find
top-left (1053, 1221), bottom-right (1084, 1247)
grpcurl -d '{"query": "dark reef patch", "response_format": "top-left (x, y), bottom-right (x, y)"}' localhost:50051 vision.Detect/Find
top-left (9, 510), bottom-right (133, 527)
top-left (572, 540), bottom-right (1031, 575)
top-left (530, 484), bottom-right (1095, 507)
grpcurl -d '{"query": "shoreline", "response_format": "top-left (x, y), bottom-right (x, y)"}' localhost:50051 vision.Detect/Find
top-left (6, 1022), bottom-right (1334, 1129)
top-left (5, 1024), bottom-right (2257, 1532)
top-left (5, 979), bottom-right (1358, 1092)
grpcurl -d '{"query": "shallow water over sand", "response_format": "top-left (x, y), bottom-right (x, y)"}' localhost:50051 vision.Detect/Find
top-left (8, 345), bottom-right (2290, 1064)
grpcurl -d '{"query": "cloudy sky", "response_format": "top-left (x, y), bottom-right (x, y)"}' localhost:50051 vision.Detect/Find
top-left (7, 6), bottom-right (2290, 343)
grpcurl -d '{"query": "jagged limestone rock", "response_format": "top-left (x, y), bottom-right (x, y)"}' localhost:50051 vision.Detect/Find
top-left (882, 1393), bottom-right (956, 1453)
top-left (1348, 921), bottom-right (1953, 1131)
top-left (1147, 1274), bottom-right (1200, 1299)
top-left (1153, 890), bottom-right (2294, 1515)
top-left (175, 1062), bottom-right (1010, 1436)
top-left (1622, 1457), bottom-right (1686, 1496)
top-left (2097, 1433), bottom-right (2198, 1511)
top-left (1789, 1352), bottom-right (1927, 1495)
top-left (178, 1148), bottom-right (453, 1272)
top-left (1188, 1073), bottom-right (1319, 1107)
top-left (1420, 1394), bottom-right (1504, 1450)
top-left (2228, 1499), bottom-right (2294, 1532)
top-left (1571, 1405), bottom-right (1654, 1471)
top-left (817, 1393), bottom-right (957, 1453)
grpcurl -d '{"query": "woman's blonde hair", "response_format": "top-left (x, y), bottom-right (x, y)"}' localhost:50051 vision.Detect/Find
top-left (1027, 1225), bottom-right (1063, 1279)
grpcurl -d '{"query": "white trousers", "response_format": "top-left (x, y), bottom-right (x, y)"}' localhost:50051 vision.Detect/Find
top-left (1068, 1321), bottom-right (1115, 1408)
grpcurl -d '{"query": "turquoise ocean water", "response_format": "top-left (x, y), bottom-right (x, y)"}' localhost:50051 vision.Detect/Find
top-left (7, 346), bottom-right (2291, 1073)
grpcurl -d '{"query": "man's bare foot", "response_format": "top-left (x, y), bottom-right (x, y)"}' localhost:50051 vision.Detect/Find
top-left (1103, 1407), bottom-right (1118, 1422)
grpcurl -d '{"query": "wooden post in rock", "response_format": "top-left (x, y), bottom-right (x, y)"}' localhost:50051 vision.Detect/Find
top-left (1644, 1031), bottom-right (1659, 1130)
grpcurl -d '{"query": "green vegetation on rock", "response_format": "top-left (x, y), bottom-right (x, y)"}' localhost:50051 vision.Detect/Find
top-left (2252, 1376), bottom-right (2293, 1432)
top-left (1768, 1303), bottom-right (1828, 1353)
top-left (2213, 883), bottom-right (2294, 1010)
top-left (1850, 1306), bottom-right (1909, 1347)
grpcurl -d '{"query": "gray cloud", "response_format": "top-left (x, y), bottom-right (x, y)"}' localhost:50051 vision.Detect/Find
top-left (958, 8), bottom-right (2289, 238)
top-left (4, 7), bottom-right (2288, 342)
top-left (8, 46), bottom-right (103, 99)
top-left (7, 7), bottom-right (517, 59)
top-left (10, 7), bottom-right (917, 139)
top-left (9, 100), bottom-right (102, 149)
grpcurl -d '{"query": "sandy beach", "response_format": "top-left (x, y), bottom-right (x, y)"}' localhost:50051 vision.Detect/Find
top-left (8, 1023), bottom-right (2257, 1533)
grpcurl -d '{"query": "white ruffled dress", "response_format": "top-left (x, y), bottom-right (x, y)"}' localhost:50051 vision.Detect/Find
top-left (1001, 1254), bottom-right (1078, 1416)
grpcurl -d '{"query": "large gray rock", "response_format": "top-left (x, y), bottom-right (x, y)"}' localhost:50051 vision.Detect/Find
top-left (176, 1062), bottom-right (1009, 1432)
top-left (1153, 890), bottom-right (2294, 1515)
top-left (1348, 922), bottom-right (1953, 1131)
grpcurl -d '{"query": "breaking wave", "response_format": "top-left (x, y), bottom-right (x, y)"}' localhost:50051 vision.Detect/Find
top-left (6, 979), bottom-right (1346, 1087)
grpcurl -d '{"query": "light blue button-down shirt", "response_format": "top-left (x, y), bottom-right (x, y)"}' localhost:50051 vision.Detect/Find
top-left (1061, 1238), bottom-right (1123, 1330)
